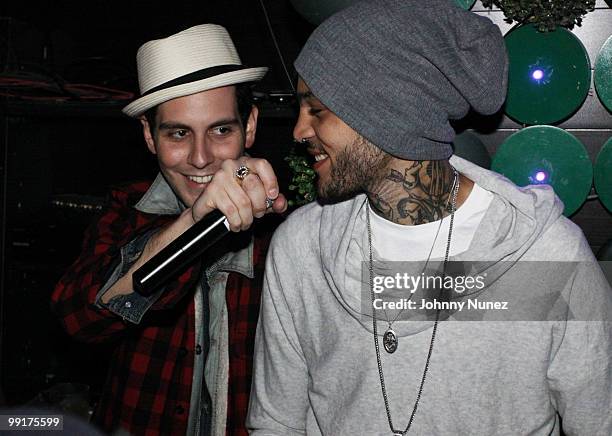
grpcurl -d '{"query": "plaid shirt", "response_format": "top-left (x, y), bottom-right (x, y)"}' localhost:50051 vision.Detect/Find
top-left (51, 179), bottom-right (269, 436)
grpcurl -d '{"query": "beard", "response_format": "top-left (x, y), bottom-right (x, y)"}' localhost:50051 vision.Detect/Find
top-left (318, 134), bottom-right (390, 202)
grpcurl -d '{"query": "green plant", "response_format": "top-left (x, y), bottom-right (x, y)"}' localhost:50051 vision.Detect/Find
top-left (285, 148), bottom-right (317, 207)
top-left (481, 0), bottom-right (596, 32)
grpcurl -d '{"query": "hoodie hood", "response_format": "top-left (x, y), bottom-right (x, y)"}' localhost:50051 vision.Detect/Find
top-left (317, 155), bottom-right (566, 335)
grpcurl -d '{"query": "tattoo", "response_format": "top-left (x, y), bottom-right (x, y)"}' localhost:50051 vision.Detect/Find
top-left (386, 169), bottom-right (405, 184)
top-left (368, 160), bottom-right (455, 225)
top-left (372, 193), bottom-right (394, 221)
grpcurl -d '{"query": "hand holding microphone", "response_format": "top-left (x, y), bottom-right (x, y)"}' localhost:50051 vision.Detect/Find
top-left (132, 157), bottom-right (287, 296)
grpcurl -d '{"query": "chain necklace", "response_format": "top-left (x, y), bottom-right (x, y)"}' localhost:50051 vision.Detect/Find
top-left (371, 172), bottom-right (459, 354)
top-left (366, 170), bottom-right (459, 435)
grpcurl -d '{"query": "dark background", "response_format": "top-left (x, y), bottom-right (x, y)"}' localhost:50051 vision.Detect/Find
top-left (0, 0), bottom-right (610, 414)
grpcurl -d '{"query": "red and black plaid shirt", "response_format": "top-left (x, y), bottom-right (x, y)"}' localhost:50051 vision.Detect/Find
top-left (51, 180), bottom-right (268, 436)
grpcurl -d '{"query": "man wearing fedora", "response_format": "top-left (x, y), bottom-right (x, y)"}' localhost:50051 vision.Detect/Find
top-left (248, 0), bottom-right (611, 435)
top-left (52, 24), bottom-right (286, 436)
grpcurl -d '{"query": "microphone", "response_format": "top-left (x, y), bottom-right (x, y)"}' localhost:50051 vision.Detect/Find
top-left (132, 209), bottom-right (230, 296)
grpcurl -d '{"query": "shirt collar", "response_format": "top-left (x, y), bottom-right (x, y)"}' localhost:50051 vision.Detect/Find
top-left (206, 236), bottom-right (255, 279)
top-left (134, 173), bottom-right (254, 278)
top-left (134, 173), bottom-right (185, 215)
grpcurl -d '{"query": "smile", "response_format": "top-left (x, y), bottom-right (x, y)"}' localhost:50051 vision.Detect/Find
top-left (186, 175), bottom-right (213, 184)
top-left (314, 153), bottom-right (329, 162)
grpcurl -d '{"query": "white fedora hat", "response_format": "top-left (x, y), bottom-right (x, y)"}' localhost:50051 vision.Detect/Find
top-left (123, 24), bottom-right (268, 117)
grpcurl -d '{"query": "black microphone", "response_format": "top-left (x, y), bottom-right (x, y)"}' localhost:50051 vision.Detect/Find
top-left (132, 209), bottom-right (229, 296)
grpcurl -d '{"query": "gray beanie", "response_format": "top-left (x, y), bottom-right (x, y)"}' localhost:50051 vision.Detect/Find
top-left (294, 0), bottom-right (508, 160)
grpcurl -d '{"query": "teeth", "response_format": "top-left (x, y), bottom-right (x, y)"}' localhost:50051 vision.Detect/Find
top-left (187, 175), bottom-right (213, 184)
top-left (314, 154), bottom-right (329, 162)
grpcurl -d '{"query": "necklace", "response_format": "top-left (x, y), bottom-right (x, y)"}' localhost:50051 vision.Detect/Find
top-left (367, 169), bottom-right (459, 435)
top-left (371, 172), bottom-right (459, 354)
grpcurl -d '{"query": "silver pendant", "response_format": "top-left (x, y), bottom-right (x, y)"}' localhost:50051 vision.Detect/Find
top-left (383, 328), bottom-right (398, 353)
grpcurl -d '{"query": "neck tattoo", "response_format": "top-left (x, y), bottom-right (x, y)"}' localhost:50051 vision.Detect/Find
top-left (368, 160), bottom-right (455, 226)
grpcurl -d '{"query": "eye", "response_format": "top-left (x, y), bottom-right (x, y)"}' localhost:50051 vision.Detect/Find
top-left (211, 126), bottom-right (233, 136)
top-left (308, 107), bottom-right (324, 117)
top-left (170, 129), bottom-right (189, 139)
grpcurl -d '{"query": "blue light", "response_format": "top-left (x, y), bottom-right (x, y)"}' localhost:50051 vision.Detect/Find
top-left (535, 171), bottom-right (547, 182)
top-left (532, 69), bottom-right (544, 81)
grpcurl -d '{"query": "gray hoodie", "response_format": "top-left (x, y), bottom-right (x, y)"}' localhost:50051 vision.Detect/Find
top-left (248, 156), bottom-right (611, 435)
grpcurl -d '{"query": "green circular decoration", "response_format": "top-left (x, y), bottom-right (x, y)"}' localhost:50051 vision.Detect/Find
top-left (504, 24), bottom-right (591, 125)
top-left (594, 35), bottom-right (612, 113)
top-left (491, 126), bottom-right (593, 216)
top-left (453, 0), bottom-right (476, 9)
top-left (594, 137), bottom-right (612, 212)
top-left (453, 131), bottom-right (491, 169)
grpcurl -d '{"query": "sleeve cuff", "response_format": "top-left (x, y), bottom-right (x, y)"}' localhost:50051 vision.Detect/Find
top-left (95, 229), bottom-right (164, 324)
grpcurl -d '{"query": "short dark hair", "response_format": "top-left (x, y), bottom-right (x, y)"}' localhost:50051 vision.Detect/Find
top-left (144, 83), bottom-right (254, 136)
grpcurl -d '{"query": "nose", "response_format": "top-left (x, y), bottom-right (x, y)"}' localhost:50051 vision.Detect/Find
top-left (293, 111), bottom-right (315, 143)
top-left (187, 135), bottom-right (210, 169)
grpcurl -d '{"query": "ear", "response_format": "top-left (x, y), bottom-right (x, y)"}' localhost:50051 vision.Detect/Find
top-left (140, 116), bottom-right (157, 155)
top-left (244, 105), bottom-right (259, 150)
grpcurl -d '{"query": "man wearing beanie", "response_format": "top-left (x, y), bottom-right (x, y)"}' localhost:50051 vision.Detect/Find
top-left (248, 0), bottom-right (611, 434)
top-left (52, 25), bottom-right (286, 435)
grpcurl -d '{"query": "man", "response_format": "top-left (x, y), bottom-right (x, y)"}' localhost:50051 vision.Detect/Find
top-left (51, 24), bottom-right (286, 435)
top-left (248, 1), bottom-right (611, 434)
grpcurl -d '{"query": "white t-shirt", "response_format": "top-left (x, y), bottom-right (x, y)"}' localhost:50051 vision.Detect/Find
top-left (368, 182), bottom-right (494, 261)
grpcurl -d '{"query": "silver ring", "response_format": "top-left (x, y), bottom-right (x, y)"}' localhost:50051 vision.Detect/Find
top-left (235, 165), bottom-right (250, 180)
top-left (265, 198), bottom-right (274, 209)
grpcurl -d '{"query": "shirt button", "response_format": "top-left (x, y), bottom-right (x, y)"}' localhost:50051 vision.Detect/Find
top-left (195, 344), bottom-right (202, 355)
top-left (175, 405), bottom-right (185, 415)
top-left (178, 347), bottom-right (188, 357)
top-left (124, 301), bottom-right (132, 308)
